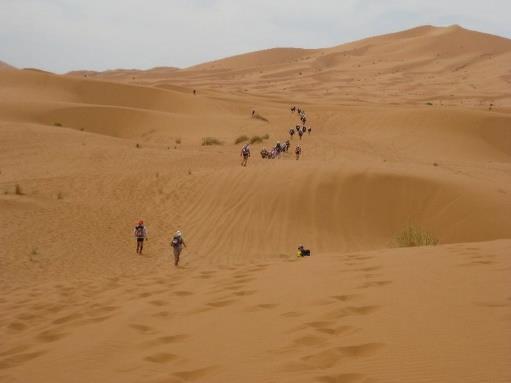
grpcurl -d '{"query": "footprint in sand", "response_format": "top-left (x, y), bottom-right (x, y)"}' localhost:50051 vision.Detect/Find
top-left (0, 351), bottom-right (46, 370)
top-left (359, 280), bottom-right (392, 289)
top-left (301, 342), bottom-right (385, 369)
top-left (144, 352), bottom-right (177, 363)
top-left (246, 303), bottom-right (279, 312)
top-left (52, 312), bottom-right (83, 325)
top-left (316, 373), bottom-right (367, 383)
top-left (130, 324), bottom-right (156, 334)
top-left (174, 291), bottom-right (193, 297)
top-left (322, 305), bottom-right (380, 320)
top-left (7, 321), bottom-right (27, 332)
top-left (36, 329), bottom-right (68, 343)
top-left (173, 366), bottom-right (217, 381)
top-left (207, 299), bottom-right (237, 308)
top-left (331, 294), bottom-right (358, 302)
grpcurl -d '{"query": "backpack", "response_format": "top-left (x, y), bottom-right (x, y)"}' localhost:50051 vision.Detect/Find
top-left (135, 225), bottom-right (145, 238)
top-left (171, 236), bottom-right (182, 247)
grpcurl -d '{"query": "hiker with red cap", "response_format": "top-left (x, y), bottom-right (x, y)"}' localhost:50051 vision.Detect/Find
top-left (133, 220), bottom-right (148, 255)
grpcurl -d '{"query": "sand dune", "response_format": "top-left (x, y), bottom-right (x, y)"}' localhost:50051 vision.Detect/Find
top-left (1, 25), bottom-right (511, 382)
top-left (67, 25), bottom-right (511, 110)
top-left (0, 60), bottom-right (15, 70)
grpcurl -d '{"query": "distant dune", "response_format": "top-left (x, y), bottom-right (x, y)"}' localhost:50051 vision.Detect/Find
top-left (0, 60), bottom-right (15, 70)
top-left (1, 25), bottom-right (510, 383)
top-left (66, 25), bottom-right (511, 110)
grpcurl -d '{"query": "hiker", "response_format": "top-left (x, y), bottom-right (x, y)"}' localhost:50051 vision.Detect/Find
top-left (252, 109), bottom-right (256, 117)
top-left (297, 108), bottom-right (302, 115)
top-left (133, 220), bottom-right (148, 255)
top-left (301, 126), bottom-right (307, 134)
top-left (261, 148), bottom-right (269, 159)
top-left (298, 129), bottom-right (304, 140)
top-left (291, 106), bottom-right (296, 112)
top-left (285, 140), bottom-right (290, 152)
top-left (295, 125), bottom-right (301, 133)
top-left (297, 245), bottom-right (311, 257)
top-left (308, 127), bottom-right (312, 135)
top-left (295, 145), bottom-right (302, 160)
top-left (289, 128), bottom-right (295, 139)
top-left (241, 144), bottom-right (251, 167)
top-left (171, 230), bottom-right (186, 266)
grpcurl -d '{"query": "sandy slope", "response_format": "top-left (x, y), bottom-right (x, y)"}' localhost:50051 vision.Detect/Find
top-left (1, 25), bottom-right (511, 382)
top-left (1, 241), bottom-right (510, 382)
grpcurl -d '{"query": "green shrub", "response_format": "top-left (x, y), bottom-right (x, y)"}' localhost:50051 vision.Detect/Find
top-left (235, 135), bottom-right (249, 144)
top-left (202, 137), bottom-right (223, 146)
top-left (395, 225), bottom-right (439, 247)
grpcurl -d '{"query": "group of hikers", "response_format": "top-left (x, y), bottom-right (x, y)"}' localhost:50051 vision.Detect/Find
top-left (133, 220), bottom-right (310, 264)
top-left (240, 105), bottom-right (312, 166)
top-left (133, 220), bottom-right (186, 266)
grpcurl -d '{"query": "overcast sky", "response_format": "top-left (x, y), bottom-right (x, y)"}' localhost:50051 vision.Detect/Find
top-left (1, 0), bottom-right (510, 73)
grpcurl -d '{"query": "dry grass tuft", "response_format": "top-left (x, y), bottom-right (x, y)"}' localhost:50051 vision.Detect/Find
top-left (395, 225), bottom-right (439, 247)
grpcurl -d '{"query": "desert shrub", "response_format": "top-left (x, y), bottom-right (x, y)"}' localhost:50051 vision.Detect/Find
top-left (395, 225), bottom-right (439, 247)
top-left (202, 137), bottom-right (223, 146)
top-left (425, 102), bottom-right (433, 106)
top-left (53, 122), bottom-right (63, 127)
top-left (15, 184), bottom-right (23, 195)
top-left (249, 134), bottom-right (270, 144)
top-left (175, 137), bottom-right (181, 144)
top-left (249, 136), bottom-right (263, 144)
top-left (57, 192), bottom-right (63, 200)
top-left (136, 143), bottom-right (141, 148)
top-left (235, 135), bottom-right (249, 144)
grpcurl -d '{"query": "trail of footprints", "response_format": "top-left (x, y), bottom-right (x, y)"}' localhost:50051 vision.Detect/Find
top-left (278, 252), bottom-right (393, 382)
top-left (0, 255), bottom-right (394, 382)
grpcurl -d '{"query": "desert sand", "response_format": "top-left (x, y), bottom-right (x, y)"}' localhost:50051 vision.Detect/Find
top-left (1, 25), bottom-right (510, 382)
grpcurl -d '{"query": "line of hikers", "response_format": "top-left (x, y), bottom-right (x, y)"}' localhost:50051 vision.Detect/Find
top-left (239, 105), bottom-right (312, 167)
top-left (133, 220), bottom-right (186, 266)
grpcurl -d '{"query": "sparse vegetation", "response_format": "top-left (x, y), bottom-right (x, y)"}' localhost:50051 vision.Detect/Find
top-left (175, 137), bottom-right (181, 144)
top-left (188, 169), bottom-right (192, 175)
top-left (29, 247), bottom-right (38, 262)
top-left (53, 122), bottom-right (63, 127)
top-left (249, 134), bottom-right (270, 145)
top-left (395, 225), bottom-right (439, 247)
top-left (235, 135), bottom-right (249, 144)
top-left (425, 102), bottom-right (433, 106)
top-left (136, 143), bottom-right (141, 149)
top-left (202, 137), bottom-right (223, 146)
top-left (15, 184), bottom-right (23, 195)
top-left (57, 192), bottom-right (63, 200)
